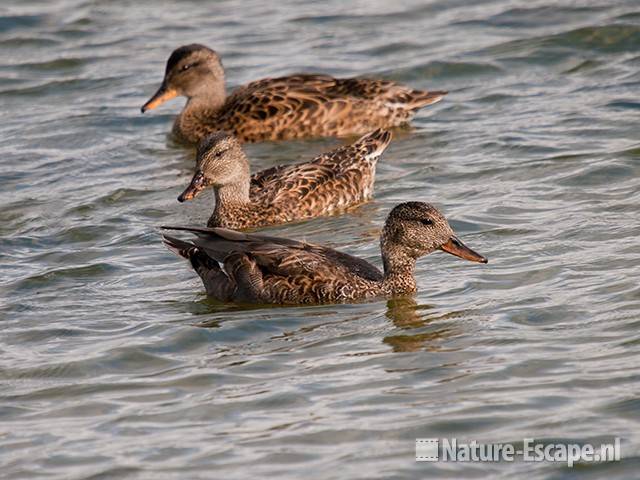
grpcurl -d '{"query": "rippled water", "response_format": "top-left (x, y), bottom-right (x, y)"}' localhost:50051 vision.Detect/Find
top-left (2, 0), bottom-right (640, 478)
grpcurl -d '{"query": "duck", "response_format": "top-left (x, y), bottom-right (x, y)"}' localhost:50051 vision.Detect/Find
top-left (141, 44), bottom-right (447, 144)
top-left (161, 202), bottom-right (487, 305)
top-left (177, 128), bottom-right (392, 229)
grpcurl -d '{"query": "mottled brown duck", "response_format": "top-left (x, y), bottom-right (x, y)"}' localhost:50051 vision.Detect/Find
top-left (141, 44), bottom-right (447, 144)
top-left (161, 202), bottom-right (488, 305)
top-left (178, 129), bottom-right (392, 229)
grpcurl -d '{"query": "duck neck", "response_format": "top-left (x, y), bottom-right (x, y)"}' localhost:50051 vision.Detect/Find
top-left (187, 91), bottom-right (225, 114)
top-left (175, 88), bottom-right (227, 143)
top-left (213, 180), bottom-right (251, 214)
top-left (381, 241), bottom-right (418, 295)
top-left (183, 74), bottom-right (227, 119)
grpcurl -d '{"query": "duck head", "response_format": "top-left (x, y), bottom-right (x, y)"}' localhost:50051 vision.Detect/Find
top-left (141, 44), bottom-right (225, 113)
top-left (381, 202), bottom-right (487, 267)
top-left (178, 132), bottom-right (249, 202)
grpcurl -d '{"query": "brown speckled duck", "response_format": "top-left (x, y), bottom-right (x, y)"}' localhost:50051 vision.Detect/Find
top-left (161, 202), bottom-right (487, 305)
top-left (178, 129), bottom-right (392, 229)
top-left (141, 44), bottom-right (447, 143)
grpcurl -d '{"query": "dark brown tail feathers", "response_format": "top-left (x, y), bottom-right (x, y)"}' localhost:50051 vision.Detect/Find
top-left (162, 234), bottom-right (219, 273)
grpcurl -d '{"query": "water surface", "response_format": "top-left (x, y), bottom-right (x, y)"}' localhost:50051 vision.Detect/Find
top-left (1, 0), bottom-right (640, 478)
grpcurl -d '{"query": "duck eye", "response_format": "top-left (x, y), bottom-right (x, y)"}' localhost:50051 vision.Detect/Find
top-left (420, 218), bottom-right (433, 226)
top-left (182, 61), bottom-right (202, 72)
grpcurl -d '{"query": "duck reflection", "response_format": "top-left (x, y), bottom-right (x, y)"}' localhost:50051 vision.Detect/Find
top-left (189, 294), bottom-right (469, 355)
top-left (383, 296), bottom-right (464, 352)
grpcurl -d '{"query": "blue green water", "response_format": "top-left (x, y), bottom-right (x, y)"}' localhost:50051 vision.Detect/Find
top-left (1, 0), bottom-right (640, 478)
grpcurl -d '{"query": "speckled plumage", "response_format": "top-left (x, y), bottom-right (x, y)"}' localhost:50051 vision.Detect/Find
top-left (162, 202), bottom-right (488, 305)
top-left (178, 129), bottom-right (392, 229)
top-left (141, 44), bottom-right (447, 144)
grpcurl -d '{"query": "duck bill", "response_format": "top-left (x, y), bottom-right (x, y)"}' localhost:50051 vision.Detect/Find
top-left (177, 172), bottom-right (206, 203)
top-left (440, 235), bottom-right (488, 264)
top-left (141, 82), bottom-right (177, 113)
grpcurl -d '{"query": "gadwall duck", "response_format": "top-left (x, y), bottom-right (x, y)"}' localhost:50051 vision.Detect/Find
top-left (161, 202), bottom-right (487, 305)
top-left (141, 44), bottom-right (447, 143)
top-left (178, 129), bottom-right (391, 229)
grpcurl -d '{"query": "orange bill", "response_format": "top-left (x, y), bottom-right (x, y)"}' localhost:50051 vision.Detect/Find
top-left (141, 84), bottom-right (177, 113)
top-left (440, 235), bottom-right (487, 263)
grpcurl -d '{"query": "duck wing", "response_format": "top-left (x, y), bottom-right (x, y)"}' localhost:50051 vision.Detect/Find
top-left (249, 129), bottom-right (391, 204)
top-left (306, 128), bottom-right (392, 171)
top-left (220, 75), bottom-right (444, 140)
top-left (230, 74), bottom-right (447, 111)
top-left (239, 74), bottom-right (447, 108)
top-left (250, 163), bottom-right (289, 190)
top-left (161, 226), bottom-right (383, 282)
top-left (327, 78), bottom-right (447, 109)
top-left (223, 74), bottom-right (342, 123)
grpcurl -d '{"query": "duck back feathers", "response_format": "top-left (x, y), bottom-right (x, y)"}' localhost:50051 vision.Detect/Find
top-left (220, 76), bottom-right (445, 142)
top-left (162, 225), bottom-right (384, 304)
